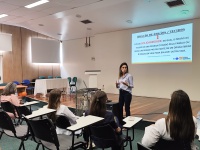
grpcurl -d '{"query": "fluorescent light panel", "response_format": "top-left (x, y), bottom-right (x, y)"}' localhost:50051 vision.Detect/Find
top-left (25, 0), bottom-right (49, 8)
top-left (33, 63), bottom-right (60, 65)
top-left (0, 14), bottom-right (8, 18)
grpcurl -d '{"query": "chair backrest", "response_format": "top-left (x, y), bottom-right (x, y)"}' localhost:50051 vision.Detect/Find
top-left (89, 124), bottom-right (118, 148)
top-left (13, 81), bottom-right (20, 85)
top-left (55, 76), bottom-right (61, 78)
top-left (15, 106), bottom-right (32, 119)
top-left (1, 102), bottom-right (16, 117)
top-left (154, 138), bottom-right (191, 150)
top-left (39, 76), bottom-right (45, 79)
top-left (48, 75), bottom-right (53, 79)
top-left (55, 115), bottom-right (71, 129)
top-left (0, 111), bottom-right (16, 134)
top-left (137, 142), bottom-right (152, 150)
top-left (22, 79), bottom-right (30, 86)
top-left (27, 118), bottom-right (60, 148)
top-left (72, 77), bottom-right (77, 85)
top-left (67, 77), bottom-right (72, 84)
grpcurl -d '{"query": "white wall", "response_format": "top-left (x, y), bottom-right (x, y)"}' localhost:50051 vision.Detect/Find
top-left (62, 18), bottom-right (200, 101)
top-left (61, 38), bottom-right (95, 89)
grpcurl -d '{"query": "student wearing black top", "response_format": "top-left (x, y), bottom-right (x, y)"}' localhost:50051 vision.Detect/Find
top-left (84, 90), bottom-right (122, 150)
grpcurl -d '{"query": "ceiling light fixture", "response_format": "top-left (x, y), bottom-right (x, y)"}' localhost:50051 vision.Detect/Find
top-left (126, 20), bottom-right (132, 24)
top-left (25, 0), bottom-right (49, 8)
top-left (181, 10), bottom-right (189, 14)
top-left (76, 14), bottom-right (82, 18)
top-left (81, 19), bottom-right (92, 24)
top-left (0, 14), bottom-right (8, 18)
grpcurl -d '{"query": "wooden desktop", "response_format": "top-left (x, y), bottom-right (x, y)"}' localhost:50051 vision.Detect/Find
top-left (0, 85), bottom-right (27, 95)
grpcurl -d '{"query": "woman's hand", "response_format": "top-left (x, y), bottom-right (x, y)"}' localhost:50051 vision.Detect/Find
top-left (115, 81), bottom-right (119, 88)
top-left (122, 81), bottom-right (129, 87)
top-left (115, 127), bottom-right (121, 133)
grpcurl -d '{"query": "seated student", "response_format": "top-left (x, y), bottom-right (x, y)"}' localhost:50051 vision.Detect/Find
top-left (141, 90), bottom-right (198, 150)
top-left (84, 90), bottom-right (122, 150)
top-left (1, 82), bottom-right (20, 118)
top-left (45, 89), bottom-right (79, 135)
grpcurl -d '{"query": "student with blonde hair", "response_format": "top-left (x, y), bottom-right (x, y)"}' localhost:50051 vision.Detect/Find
top-left (1, 82), bottom-right (20, 118)
top-left (1, 82), bottom-right (20, 106)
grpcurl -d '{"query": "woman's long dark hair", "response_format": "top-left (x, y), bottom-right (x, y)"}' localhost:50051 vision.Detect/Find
top-left (47, 89), bottom-right (62, 122)
top-left (118, 62), bottom-right (129, 78)
top-left (89, 90), bottom-right (107, 118)
top-left (166, 90), bottom-right (195, 143)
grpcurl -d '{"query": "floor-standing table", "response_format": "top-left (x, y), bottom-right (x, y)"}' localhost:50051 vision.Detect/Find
top-left (34, 78), bottom-right (68, 96)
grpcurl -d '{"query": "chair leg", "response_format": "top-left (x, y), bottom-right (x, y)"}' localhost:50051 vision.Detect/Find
top-left (129, 139), bottom-right (132, 150)
top-left (84, 143), bottom-right (87, 150)
top-left (22, 142), bottom-right (25, 150)
top-left (0, 131), bottom-right (3, 139)
top-left (17, 118), bottom-right (21, 125)
top-left (69, 86), bottom-right (72, 100)
top-left (36, 143), bottom-right (40, 150)
top-left (18, 141), bottom-right (25, 150)
top-left (32, 88), bottom-right (34, 95)
top-left (13, 118), bottom-right (16, 124)
top-left (36, 143), bottom-right (45, 150)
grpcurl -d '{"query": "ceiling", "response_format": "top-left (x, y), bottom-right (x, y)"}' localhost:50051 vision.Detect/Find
top-left (0, 0), bottom-right (199, 41)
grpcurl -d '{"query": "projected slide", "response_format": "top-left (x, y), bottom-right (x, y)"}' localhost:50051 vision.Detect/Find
top-left (132, 23), bottom-right (193, 64)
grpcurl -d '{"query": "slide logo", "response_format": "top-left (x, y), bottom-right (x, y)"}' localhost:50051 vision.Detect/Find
top-left (173, 57), bottom-right (190, 60)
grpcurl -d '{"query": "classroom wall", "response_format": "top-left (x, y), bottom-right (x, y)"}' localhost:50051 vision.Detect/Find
top-left (61, 38), bottom-right (95, 90)
top-left (62, 18), bottom-right (200, 101)
top-left (0, 24), bottom-right (60, 83)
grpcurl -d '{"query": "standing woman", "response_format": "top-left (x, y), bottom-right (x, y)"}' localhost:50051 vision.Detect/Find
top-left (116, 62), bottom-right (133, 124)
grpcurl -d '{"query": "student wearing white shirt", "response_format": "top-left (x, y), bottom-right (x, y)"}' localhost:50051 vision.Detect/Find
top-left (116, 62), bottom-right (133, 124)
top-left (142, 90), bottom-right (198, 150)
top-left (46, 89), bottom-right (79, 135)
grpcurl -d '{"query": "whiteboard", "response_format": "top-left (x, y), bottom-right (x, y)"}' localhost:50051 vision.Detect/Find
top-left (0, 33), bottom-right (12, 51)
top-left (31, 38), bottom-right (60, 63)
